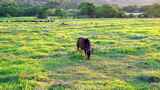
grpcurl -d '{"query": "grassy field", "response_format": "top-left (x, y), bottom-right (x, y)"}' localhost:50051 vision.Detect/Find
top-left (0, 17), bottom-right (160, 90)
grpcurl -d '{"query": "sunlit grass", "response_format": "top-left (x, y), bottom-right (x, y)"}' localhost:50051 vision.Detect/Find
top-left (0, 17), bottom-right (160, 90)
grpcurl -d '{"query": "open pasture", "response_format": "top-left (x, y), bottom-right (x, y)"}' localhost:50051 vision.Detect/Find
top-left (0, 18), bottom-right (160, 90)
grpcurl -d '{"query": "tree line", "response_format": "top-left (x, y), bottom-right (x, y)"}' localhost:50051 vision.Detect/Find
top-left (0, 1), bottom-right (160, 18)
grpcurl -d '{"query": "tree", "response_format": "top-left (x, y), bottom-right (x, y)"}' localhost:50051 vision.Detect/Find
top-left (0, 0), bottom-right (21, 17)
top-left (95, 4), bottom-right (124, 18)
top-left (54, 9), bottom-right (66, 17)
top-left (79, 2), bottom-right (96, 18)
top-left (36, 6), bottom-right (49, 19)
top-left (143, 4), bottom-right (160, 17)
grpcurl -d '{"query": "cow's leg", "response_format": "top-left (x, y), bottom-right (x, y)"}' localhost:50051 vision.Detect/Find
top-left (84, 49), bottom-right (90, 60)
top-left (84, 50), bottom-right (88, 60)
top-left (87, 53), bottom-right (90, 60)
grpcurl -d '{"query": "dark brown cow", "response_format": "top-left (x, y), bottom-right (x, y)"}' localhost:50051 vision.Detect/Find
top-left (77, 37), bottom-right (92, 60)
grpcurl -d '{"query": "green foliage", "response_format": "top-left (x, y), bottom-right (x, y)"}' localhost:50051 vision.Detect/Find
top-left (79, 2), bottom-right (96, 18)
top-left (36, 7), bottom-right (49, 19)
top-left (54, 9), bottom-right (66, 17)
top-left (78, 3), bottom-right (125, 18)
top-left (0, 1), bottom-right (47, 17)
top-left (96, 4), bottom-right (124, 18)
top-left (144, 4), bottom-right (160, 17)
top-left (0, 0), bottom-right (21, 17)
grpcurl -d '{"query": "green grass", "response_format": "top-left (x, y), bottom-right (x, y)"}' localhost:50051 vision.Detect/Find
top-left (0, 17), bottom-right (160, 90)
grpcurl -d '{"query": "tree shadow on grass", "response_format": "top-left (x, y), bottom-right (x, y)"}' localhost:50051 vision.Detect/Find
top-left (127, 34), bottom-right (148, 40)
top-left (0, 75), bottom-right (19, 83)
top-left (134, 59), bottom-right (160, 69)
top-left (136, 75), bottom-right (160, 83)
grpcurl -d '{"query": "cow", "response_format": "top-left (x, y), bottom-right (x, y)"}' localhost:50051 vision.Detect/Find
top-left (76, 37), bottom-right (92, 60)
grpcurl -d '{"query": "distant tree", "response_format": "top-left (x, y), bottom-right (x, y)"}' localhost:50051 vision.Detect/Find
top-left (22, 6), bottom-right (38, 16)
top-left (36, 6), bottom-right (49, 19)
top-left (54, 9), bottom-right (66, 17)
top-left (79, 2), bottom-right (96, 18)
top-left (95, 4), bottom-right (124, 18)
top-left (0, 0), bottom-right (21, 17)
top-left (65, 9), bottom-right (80, 17)
top-left (143, 4), bottom-right (160, 17)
